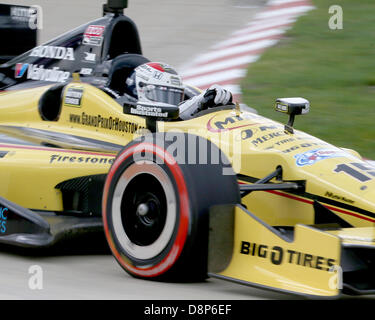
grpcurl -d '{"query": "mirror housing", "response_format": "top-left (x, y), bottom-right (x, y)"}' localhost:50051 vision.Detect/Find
top-left (103, 0), bottom-right (128, 15)
top-left (275, 97), bottom-right (310, 134)
top-left (275, 97), bottom-right (310, 115)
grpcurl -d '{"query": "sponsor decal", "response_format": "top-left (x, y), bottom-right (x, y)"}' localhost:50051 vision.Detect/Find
top-left (282, 141), bottom-right (329, 154)
top-left (83, 52), bottom-right (96, 62)
top-left (275, 102), bottom-right (288, 113)
top-left (240, 241), bottom-right (336, 271)
top-left (153, 71), bottom-right (163, 80)
top-left (325, 191), bottom-right (354, 204)
top-left (50, 154), bottom-right (114, 165)
top-left (170, 76), bottom-right (181, 86)
top-left (147, 62), bottom-right (165, 72)
top-left (138, 64), bottom-right (155, 74)
top-left (146, 62), bottom-right (178, 75)
top-left (136, 73), bottom-right (149, 82)
top-left (250, 130), bottom-right (289, 147)
top-left (207, 113), bottom-right (275, 133)
top-left (80, 68), bottom-right (93, 75)
top-left (137, 62), bottom-right (177, 79)
top-left (25, 64), bottom-right (70, 83)
top-left (273, 137), bottom-right (296, 146)
top-left (241, 125), bottom-right (281, 141)
top-left (207, 115), bottom-right (254, 133)
top-left (29, 46), bottom-right (75, 61)
top-left (0, 207), bottom-right (8, 234)
top-left (136, 63), bottom-right (180, 82)
top-left (64, 87), bottom-right (84, 107)
top-left (69, 113), bottom-right (144, 134)
top-left (294, 148), bottom-right (347, 167)
top-left (130, 105), bottom-right (168, 118)
top-left (15, 63), bottom-right (29, 78)
top-left (91, 78), bottom-right (107, 86)
top-left (83, 25), bottom-right (105, 46)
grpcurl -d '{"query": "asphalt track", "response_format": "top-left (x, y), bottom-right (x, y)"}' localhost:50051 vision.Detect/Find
top-left (0, 0), bottom-right (372, 301)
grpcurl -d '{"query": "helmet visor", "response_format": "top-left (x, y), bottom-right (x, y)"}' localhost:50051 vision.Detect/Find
top-left (144, 84), bottom-right (184, 105)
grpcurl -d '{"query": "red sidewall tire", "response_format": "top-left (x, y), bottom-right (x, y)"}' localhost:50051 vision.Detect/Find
top-left (103, 142), bottom-right (190, 278)
top-left (103, 132), bottom-right (240, 282)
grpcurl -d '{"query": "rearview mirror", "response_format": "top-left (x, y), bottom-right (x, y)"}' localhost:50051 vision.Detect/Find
top-left (275, 97), bottom-right (310, 133)
top-left (275, 97), bottom-right (310, 115)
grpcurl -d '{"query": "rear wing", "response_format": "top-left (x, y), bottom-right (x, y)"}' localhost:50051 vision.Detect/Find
top-left (0, 4), bottom-right (39, 64)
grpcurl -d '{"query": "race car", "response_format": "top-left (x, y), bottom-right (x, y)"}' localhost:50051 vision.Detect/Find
top-left (0, 0), bottom-right (375, 299)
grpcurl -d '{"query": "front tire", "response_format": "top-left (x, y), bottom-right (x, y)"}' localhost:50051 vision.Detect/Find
top-left (102, 132), bottom-right (240, 282)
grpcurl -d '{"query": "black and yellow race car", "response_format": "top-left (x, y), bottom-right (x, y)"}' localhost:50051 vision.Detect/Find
top-left (0, 0), bottom-right (375, 299)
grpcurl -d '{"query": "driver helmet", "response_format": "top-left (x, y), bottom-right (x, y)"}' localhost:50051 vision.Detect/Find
top-left (125, 62), bottom-right (184, 105)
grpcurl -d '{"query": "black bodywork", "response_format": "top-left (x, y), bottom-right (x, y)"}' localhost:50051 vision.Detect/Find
top-left (0, 2), bottom-right (142, 91)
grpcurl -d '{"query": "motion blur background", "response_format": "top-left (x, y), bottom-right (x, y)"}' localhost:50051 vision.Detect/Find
top-left (1, 0), bottom-right (266, 67)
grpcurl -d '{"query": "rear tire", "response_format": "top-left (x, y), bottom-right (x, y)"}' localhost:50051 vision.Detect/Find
top-left (102, 132), bottom-right (240, 282)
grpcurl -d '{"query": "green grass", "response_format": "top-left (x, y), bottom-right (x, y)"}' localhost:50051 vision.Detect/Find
top-left (241, 0), bottom-right (375, 159)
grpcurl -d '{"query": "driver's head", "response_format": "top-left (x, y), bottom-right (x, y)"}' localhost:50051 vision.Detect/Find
top-left (125, 62), bottom-right (184, 105)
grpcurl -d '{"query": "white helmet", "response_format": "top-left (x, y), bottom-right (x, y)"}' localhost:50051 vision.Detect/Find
top-left (125, 62), bottom-right (185, 105)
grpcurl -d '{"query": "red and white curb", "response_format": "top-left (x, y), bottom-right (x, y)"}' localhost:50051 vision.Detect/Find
top-left (180, 0), bottom-right (314, 102)
top-left (180, 0), bottom-right (375, 167)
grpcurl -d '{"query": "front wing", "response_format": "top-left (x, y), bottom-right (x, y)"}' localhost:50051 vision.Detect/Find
top-left (208, 204), bottom-right (375, 298)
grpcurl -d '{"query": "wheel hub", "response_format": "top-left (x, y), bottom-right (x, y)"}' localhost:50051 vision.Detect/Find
top-left (135, 193), bottom-right (161, 228)
top-left (111, 161), bottom-right (177, 260)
